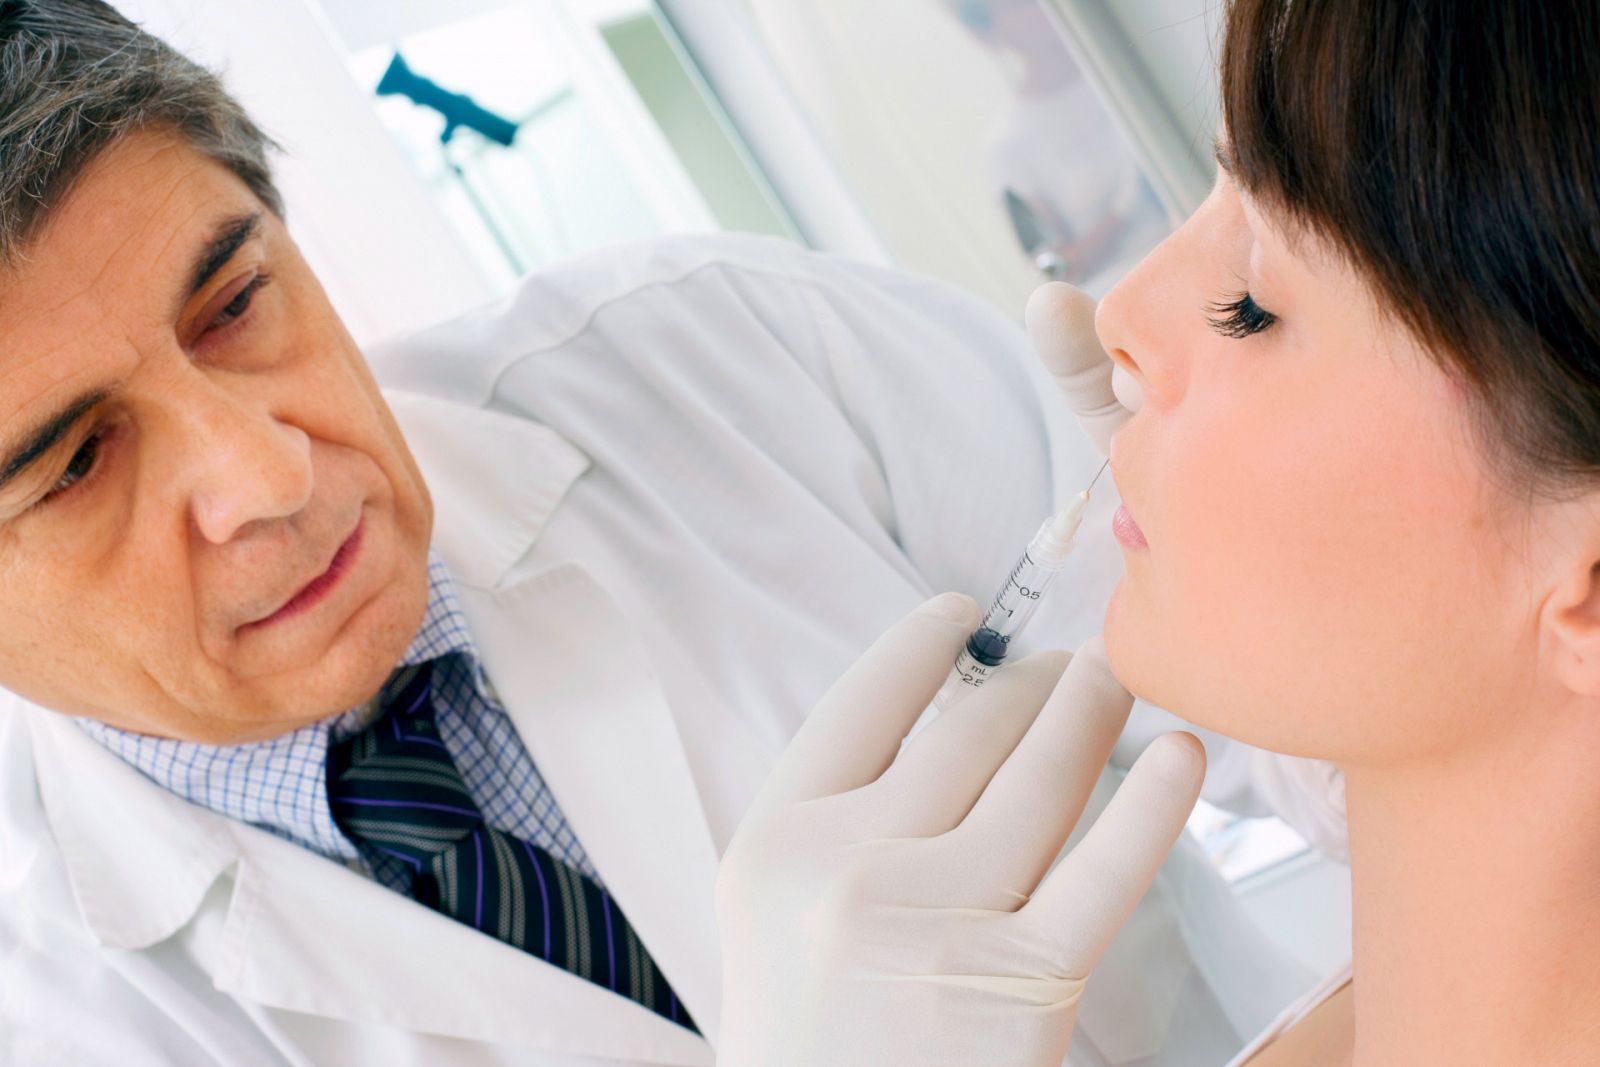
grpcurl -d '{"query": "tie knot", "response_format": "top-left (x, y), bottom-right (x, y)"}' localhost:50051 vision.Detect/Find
top-left (383, 662), bottom-right (437, 722)
top-left (326, 659), bottom-right (481, 865)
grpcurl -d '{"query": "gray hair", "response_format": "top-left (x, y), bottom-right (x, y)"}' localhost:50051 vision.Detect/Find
top-left (0, 0), bottom-right (283, 264)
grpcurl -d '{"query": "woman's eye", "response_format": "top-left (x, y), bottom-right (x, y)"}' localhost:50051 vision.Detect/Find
top-left (1206, 290), bottom-right (1278, 338)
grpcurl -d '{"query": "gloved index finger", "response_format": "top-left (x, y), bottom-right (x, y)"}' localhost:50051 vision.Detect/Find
top-left (1019, 731), bottom-right (1205, 975)
top-left (752, 593), bottom-right (980, 813)
top-left (1025, 281), bottom-right (1129, 457)
top-left (952, 636), bottom-right (1133, 894)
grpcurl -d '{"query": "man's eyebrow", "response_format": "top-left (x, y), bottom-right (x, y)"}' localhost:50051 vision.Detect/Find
top-left (1213, 136), bottom-right (1236, 176)
top-left (0, 389), bottom-right (108, 496)
top-left (177, 211), bottom-right (262, 317)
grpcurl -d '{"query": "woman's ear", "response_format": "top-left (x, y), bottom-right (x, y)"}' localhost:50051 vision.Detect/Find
top-left (1543, 559), bottom-right (1600, 698)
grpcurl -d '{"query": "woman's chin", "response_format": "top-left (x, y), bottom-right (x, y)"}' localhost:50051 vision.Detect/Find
top-left (1104, 583), bottom-right (1212, 733)
top-left (1101, 583), bottom-right (1157, 701)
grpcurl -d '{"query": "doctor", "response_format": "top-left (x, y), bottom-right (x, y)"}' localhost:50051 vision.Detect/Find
top-left (0, 3), bottom-right (1316, 1065)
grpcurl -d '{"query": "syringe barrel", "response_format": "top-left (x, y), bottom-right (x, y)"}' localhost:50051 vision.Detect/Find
top-left (977, 550), bottom-right (1065, 649)
top-left (931, 496), bottom-right (1090, 713)
top-left (931, 557), bottom-right (1063, 710)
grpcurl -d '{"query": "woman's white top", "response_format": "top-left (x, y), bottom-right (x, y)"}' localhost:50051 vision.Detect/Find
top-left (1225, 965), bottom-right (1355, 1066)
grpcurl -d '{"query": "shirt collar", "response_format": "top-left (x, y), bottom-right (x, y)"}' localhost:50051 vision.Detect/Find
top-left (74, 551), bottom-right (479, 864)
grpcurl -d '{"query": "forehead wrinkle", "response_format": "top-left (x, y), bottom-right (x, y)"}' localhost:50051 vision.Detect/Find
top-left (0, 314), bottom-right (125, 456)
top-left (42, 138), bottom-right (239, 323)
top-left (11, 209), bottom-right (171, 332)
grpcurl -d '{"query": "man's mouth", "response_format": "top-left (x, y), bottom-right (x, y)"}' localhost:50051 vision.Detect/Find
top-left (242, 516), bottom-right (365, 631)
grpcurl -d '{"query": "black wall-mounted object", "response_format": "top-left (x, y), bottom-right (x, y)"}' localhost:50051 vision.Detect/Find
top-left (376, 53), bottom-right (520, 147)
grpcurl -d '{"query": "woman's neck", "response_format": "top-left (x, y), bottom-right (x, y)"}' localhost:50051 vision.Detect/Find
top-left (1342, 702), bottom-right (1600, 1066)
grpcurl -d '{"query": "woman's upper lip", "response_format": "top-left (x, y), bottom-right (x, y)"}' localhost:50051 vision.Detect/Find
top-left (1106, 454), bottom-right (1144, 528)
top-left (1108, 455), bottom-right (1128, 504)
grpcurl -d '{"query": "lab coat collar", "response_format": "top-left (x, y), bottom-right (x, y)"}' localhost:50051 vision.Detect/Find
top-left (388, 388), bottom-right (724, 1037)
top-left (30, 707), bottom-right (238, 950)
top-left (383, 388), bottom-right (591, 590)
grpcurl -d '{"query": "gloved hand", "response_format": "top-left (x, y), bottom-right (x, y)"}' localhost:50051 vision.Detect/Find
top-left (1024, 280), bottom-right (1143, 456)
top-left (714, 593), bottom-right (1205, 1067)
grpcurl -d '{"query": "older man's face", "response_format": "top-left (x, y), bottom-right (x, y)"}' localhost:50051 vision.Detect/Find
top-left (0, 130), bottom-right (432, 742)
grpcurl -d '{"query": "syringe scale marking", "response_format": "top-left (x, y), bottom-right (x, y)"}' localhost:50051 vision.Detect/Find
top-left (932, 458), bottom-right (1108, 710)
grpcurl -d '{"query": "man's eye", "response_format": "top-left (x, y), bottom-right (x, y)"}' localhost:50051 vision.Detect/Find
top-left (38, 431), bottom-right (104, 508)
top-left (210, 273), bottom-right (271, 331)
top-left (1205, 290), bottom-right (1278, 338)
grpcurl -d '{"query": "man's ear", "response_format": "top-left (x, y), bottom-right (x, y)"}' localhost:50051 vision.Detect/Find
top-left (1543, 558), bottom-right (1600, 698)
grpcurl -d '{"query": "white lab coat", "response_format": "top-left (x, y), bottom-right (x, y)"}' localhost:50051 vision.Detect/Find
top-left (0, 235), bottom-right (1316, 1067)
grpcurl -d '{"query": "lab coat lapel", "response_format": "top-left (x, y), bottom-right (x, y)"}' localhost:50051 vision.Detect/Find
top-left (391, 384), bottom-right (723, 1034)
top-left (456, 565), bottom-right (725, 1042)
top-left (30, 705), bottom-right (713, 1064)
top-left (217, 814), bottom-right (714, 1063)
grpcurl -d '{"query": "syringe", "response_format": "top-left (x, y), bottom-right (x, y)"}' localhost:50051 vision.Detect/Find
top-left (934, 460), bottom-right (1108, 709)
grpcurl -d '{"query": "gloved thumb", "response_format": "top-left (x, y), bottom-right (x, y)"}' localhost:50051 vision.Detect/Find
top-left (1025, 281), bottom-right (1135, 456)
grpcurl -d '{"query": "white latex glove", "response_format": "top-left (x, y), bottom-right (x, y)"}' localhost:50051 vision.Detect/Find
top-left (1025, 280), bottom-right (1351, 859)
top-left (1024, 281), bottom-right (1143, 456)
top-left (714, 593), bottom-right (1205, 1067)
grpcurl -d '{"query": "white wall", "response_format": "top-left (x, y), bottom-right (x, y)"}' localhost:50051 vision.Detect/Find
top-left (1047, 0), bottom-right (1221, 215)
top-left (316, 0), bottom-right (518, 53)
top-left (738, 0), bottom-right (1046, 313)
top-left (113, 0), bottom-right (497, 347)
top-left (655, 0), bottom-right (892, 265)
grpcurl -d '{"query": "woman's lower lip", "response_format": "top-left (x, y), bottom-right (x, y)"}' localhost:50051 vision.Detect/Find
top-left (249, 518), bottom-right (365, 629)
top-left (1112, 504), bottom-right (1148, 549)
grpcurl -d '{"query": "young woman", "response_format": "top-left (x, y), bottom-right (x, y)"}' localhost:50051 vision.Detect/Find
top-left (1105, 2), bottom-right (1600, 1058)
top-left (717, 1), bottom-right (1600, 1064)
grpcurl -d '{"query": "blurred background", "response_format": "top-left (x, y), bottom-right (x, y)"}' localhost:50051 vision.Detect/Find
top-left (111, 0), bottom-right (1350, 979)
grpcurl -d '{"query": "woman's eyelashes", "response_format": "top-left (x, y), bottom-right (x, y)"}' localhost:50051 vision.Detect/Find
top-left (1205, 290), bottom-right (1278, 338)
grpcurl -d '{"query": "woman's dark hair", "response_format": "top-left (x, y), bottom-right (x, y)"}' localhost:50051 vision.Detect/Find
top-left (1220, 0), bottom-right (1600, 493)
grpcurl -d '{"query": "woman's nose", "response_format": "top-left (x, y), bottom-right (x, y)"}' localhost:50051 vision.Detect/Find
top-left (1093, 240), bottom-right (1189, 412)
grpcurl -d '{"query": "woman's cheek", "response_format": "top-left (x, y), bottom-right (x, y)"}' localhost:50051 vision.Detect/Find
top-left (1135, 400), bottom-right (1366, 739)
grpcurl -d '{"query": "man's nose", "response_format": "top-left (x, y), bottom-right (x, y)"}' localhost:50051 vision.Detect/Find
top-left (179, 380), bottom-right (314, 545)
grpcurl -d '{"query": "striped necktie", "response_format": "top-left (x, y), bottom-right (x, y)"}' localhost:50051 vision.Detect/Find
top-left (326, 660), bottom-right (696, 1031)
